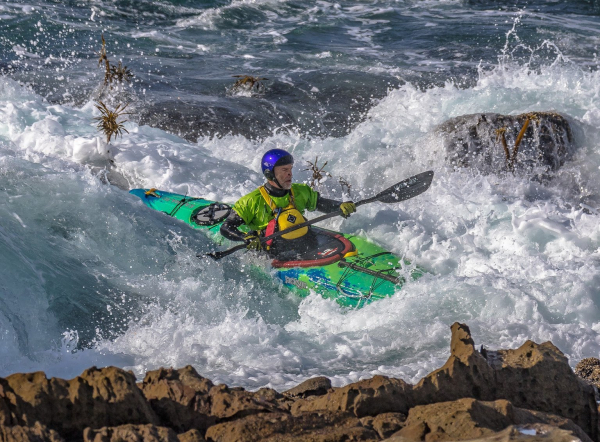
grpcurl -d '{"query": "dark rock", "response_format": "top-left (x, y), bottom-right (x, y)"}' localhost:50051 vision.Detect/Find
top-left (83, 424), bottom-right (179, 442)
top-left (283, 376), bottom-right (332, 399)
top-left (436, 112), bottom-right (575, 175)
top-left (140, 366), bottom-right (215, 433)
top-left (391, 398), bottom-right (591, 442)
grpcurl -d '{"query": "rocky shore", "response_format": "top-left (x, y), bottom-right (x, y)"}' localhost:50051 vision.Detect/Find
top-left (1, 323), bottom-right (599, 442)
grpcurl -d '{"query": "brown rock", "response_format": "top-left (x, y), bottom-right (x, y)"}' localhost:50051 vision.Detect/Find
top-left (384, 424), bottom-right (588, 442)
top-left (140, 366), bottom-right (215, 432)
top-left (283, 376), bottom-right (332, 399)
top-left (0, 422), bottom-right (65, 442)
top-left (575, 358), bottom-right (600, 389)
top-left (176, 429), bottom-right (206, 442)
top-left (208, 384), bottom-right (282, 420)
top-left (360, 412), bottom-right (406, 439)
top-left (412, 323), bottom-right (598, 441)
top-left (205, 410), bottom-right (379, 442)
top-left (413, 323), bottom-right (496, 404)
top-left (83, 424), bottom-right (178, 442)
top-left (4, 367), bottom-right (158, 439)
top-left (488, 340), bottom-right (598, 439)
top-left (291, 375), bottom-right (412, 418)
top-left (392, 398), bottom-right (591, 442)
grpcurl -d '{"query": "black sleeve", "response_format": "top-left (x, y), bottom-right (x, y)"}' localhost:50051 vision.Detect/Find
top-left (316, 193), bottom-right (342, 213)
top-left (220, 211), bottom-right (247, 242)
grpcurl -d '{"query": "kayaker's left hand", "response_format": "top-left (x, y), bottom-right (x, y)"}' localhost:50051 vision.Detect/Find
top-left (244, 233), bottom-right (263, 251)
top-left (340, 201), bottom-right (356, 218)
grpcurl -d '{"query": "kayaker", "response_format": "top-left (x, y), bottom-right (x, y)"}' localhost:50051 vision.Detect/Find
top-left (220, 148), bottom-right (356, 257)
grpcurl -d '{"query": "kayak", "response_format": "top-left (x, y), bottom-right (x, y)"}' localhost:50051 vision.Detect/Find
top-left (129, 188), bottom-right (425, 308)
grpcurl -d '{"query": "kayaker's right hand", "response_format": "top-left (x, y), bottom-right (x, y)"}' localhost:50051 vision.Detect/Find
top-left (340, 201), bottom-right (356, 218)
top-left (244, 233), bottom-right (263, 251)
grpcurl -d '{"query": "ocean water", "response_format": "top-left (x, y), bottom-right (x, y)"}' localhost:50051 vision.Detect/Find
top-left (1, 0), bottom-right (599, 390)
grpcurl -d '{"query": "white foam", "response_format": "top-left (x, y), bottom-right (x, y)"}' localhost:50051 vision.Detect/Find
top-left (1, 28), bottom-right (600, 390)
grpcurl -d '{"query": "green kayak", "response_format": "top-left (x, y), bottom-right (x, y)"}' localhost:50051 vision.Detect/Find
top-left (130, 188), bottom-right (425, 308)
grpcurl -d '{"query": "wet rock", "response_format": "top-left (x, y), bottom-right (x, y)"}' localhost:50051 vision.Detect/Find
top-left (291, 375), bottom-right (412, 418)
top-left (205, 410), bottom-right (378, 442)
top-left (390, 398), bottom-right (591, 442)
top-left (140, 366), bottom-right (215, 433)
top-left (575, 358), bottom-right (600, 389)
top-left (436, 111), bottom-right (575, 175)
top-left (3, 367), bottom-right (158, 440)
top-left (283, 376), bottom-right (332, 399)
top-left (487, 340), bottom-right (598, 439)
top-left (0, 422), bottom-right (65, 442)
top-left (412, 323), bottom-right (496, 404)
top-left (83, 424), bottom-right (179, 442)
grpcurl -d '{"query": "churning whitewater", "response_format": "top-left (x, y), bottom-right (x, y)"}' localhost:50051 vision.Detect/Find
top-left (0, 0), bottom-right (599, 391)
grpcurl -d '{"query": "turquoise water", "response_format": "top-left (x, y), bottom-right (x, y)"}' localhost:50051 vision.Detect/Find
top-left (1, 0), bottom-right (599, 390)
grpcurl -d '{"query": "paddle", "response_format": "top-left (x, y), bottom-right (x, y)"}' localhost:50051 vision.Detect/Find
top-left (204, 170), bottom-right (434, 261)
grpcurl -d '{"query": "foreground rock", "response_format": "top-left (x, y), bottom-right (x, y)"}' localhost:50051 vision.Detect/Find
top-left (0, 323), bottom-right (597, 442)
top-left (436, 111), bottom-right (575, 175)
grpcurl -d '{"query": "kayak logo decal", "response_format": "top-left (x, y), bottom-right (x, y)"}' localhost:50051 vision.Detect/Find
top-left (285, 276), bottom-right (308, 290)
top-left (318, 248), bottom-right (337, 257)
top-left (287, 214), bottom-right (297, 223)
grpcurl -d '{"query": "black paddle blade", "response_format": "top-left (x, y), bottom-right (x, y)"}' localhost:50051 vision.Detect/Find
top-left (375, 170), bottom-right (434, 203)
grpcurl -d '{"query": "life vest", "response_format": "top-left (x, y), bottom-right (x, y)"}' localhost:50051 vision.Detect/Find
top-left (259, 186), bottom-right (308, 248)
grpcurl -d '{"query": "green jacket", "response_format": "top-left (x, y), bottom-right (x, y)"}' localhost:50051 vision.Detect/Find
top-left (233, 183), bottom-right (318, 232)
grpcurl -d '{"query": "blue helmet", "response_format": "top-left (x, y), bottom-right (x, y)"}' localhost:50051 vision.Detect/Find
top-left (261, 149), bottom-right (294, 181)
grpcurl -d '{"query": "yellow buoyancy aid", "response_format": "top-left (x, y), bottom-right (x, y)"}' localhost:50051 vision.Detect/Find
top-left (259, 186), bottom-right (308, 240)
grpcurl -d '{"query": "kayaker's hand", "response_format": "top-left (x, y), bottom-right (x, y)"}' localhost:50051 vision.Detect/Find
top-left (340, 201), bottom-right (356, 218)
top-left (244, 233), bottom-right (263, 251)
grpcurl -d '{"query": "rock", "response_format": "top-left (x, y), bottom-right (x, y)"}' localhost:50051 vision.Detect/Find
top-left (412, 323), bottom-right (496, 404)
top-left (291, 375), bottom-right (412, 418)
top-left (83, 424), bottom-right (179, 442)
top-left (176, 429), bottom-right (206, 442)
top-left (208, 384), bottom-right (283, 420)
top-left (436, 111), bottom-right (575, 175)
top-left (283, 376), bottom-right (332, 399)
top-left (3, 367), bottom-right (158, 439)
top-left (575, 358), bottom-right (600, 389)
top-left (205, 410), bottom-right (379, 442)
top-left (390, 398), bottom-right (591, 442)
top-left (384, 424), bottom-right (588, 442)
top-left (487, 340), bottom-right (598, 440)
top-left (140, 366), bottom-right (215, 433)
top-left (360, 412), bottom-right (407, 439)
top-left (412, 323), bottom-right (598, 441)
top-left (0, 422), bottom-right (65, 442)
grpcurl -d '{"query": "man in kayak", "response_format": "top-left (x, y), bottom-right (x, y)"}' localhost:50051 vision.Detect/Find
top-left (220, 148), bottom-right (356, 258)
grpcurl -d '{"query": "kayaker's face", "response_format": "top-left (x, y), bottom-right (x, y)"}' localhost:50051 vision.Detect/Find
top-left (273, 164), bottom-right (293, 189)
